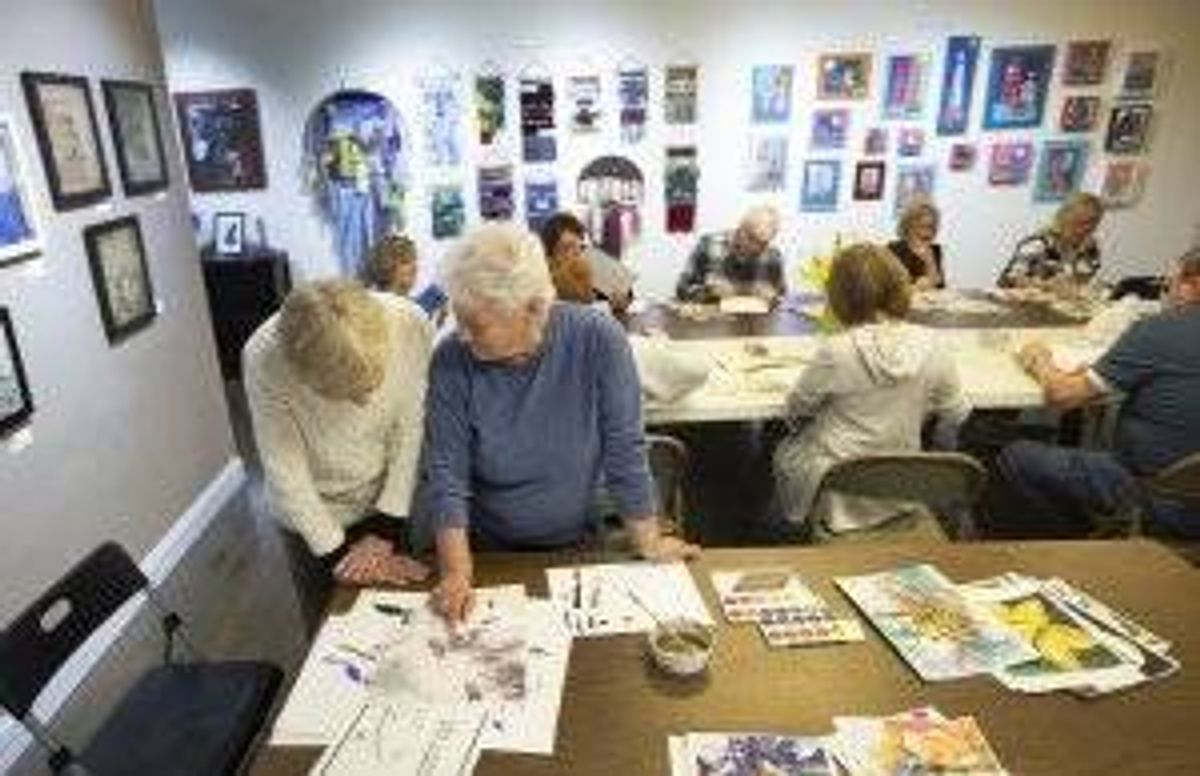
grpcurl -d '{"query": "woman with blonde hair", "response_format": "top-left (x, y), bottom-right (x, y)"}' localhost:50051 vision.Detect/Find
top-left (773, 244), bottom-right (970, 536)
top-left (889, 200), bottom-right (945, 290)
top-left (243, 278), bottom-right (433, 631)
top-left (998, 193), bottom-right (1104, 288)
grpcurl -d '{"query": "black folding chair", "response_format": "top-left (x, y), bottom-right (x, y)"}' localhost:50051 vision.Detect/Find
top-left (0, 542), bottom-right (282, 775)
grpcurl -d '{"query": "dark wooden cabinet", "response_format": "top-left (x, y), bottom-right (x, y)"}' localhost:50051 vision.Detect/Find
top-left (200, 247), bottom-right (291, 379)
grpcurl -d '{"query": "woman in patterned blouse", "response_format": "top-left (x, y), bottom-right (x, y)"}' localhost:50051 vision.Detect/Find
top-left (997, 193), bottom-right (1105, 289)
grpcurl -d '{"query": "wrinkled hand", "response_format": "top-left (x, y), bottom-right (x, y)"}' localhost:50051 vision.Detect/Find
top-left (333, 535), bottom-right (428, 587)
top-left (431, 571), bottom-right (475, 623)
top-left (637, 534), bottom-right (701, 563)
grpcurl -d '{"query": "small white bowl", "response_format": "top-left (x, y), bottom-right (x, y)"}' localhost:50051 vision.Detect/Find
top-left (647, 618), bottom-right (715, 677)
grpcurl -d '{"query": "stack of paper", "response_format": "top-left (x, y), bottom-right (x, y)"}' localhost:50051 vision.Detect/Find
top-left (668, 732), bottom-right (839, 775)
top-left (545, 561), bottom-right (713, 638)
top-left (831, 707), bottom-right (1008, 775)
top-left (711, 568), bottom-right (864, 647)
top-left (311, 703), bottom-right (487, 776)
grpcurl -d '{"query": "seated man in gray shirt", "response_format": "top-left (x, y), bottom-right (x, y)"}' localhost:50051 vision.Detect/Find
top-left (989, 247), bottom-right (1200, 539)
top-left (421, 223), bottom-right (700, 622)
top-left (675, 205), bottom-right (787, 303)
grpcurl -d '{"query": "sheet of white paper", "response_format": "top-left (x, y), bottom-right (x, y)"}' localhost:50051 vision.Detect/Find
top-left (310, 701), bottom-right (486, 776)
top-left (546, 561), bottom-right (713, 638)
top-left (718, 295), bottom-right (770, 315)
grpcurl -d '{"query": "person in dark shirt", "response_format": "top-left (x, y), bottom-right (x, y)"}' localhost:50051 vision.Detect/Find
top-left (888, 200), bottom-right (945, 290)
top-left (997, 193), bottom-right (1104, 289)
top-left (676, 205), bottom-right (786, 303)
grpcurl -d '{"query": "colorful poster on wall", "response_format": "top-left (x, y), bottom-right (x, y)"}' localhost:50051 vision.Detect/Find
top-left (664, 64), bottom-right (698, 125)
top-left (1119, 51), bottom-right (1160, 98)
top-left (420, 73), bottom-right (463, 167)
top-left (1033, 140), bottom-right (1090, 203)
top-left (664, 145), bottom-right (699, 233)
top-left (800, 159), bottom-right (841, 212)
top-left (894, 163), bottom-right (935, 216)
top-left (982, 45), bottom-right (1056, 130)
top-left (569, 74), bottom-right (603, 134)
top-left (175, 88), bottom-right (266, 192)
top-left (987, 141), bottom-right (1035, 186)
top-left (524, 175), bottom-right (558, 233)
top-left (618, 66), bottom-right (649, 144)
top-left (1105, 103), bottom-right (1152, 154)
top-left (852, 161), bottom-right (886, 201)
top-left (816, 53), bottom-right (872, 100)
top-left (882, 54), bottom-right (928, 120)
top-left (864, 127), bottom-right (888, 156)
top-left (1062, 40), bottom-right (1111, 86)
top-left (810, 109), bottom-right (850, 150)
top-left (430, 184), bottom-right (465, 239)
top-left (897, 127), bottom-right (925, 157)
top-left (474, 74), bottom-right (505, 146)
top-left (0, 115), bottom-right (42, 266)
top-left (519, 76), bottom-right (556, 163)
top-left (578, 155), bottom-right (644, 258)
top-left (751, 65), bottom-right (794, 123)
top-left (1060, 96), bottom-right (1101, 133)
top-left (948, 143), bottom-right (977, 171)
top-left (1101, 161), bottom-right (1147, 208)
top-left (936, 35), bottom-right (980, 136)
top-left (747, 135), bottom-right (788, 192)
top-left (478, 163), bottom-right (514, 220)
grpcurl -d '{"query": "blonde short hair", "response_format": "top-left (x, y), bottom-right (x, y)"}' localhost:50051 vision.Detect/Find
top-left (827, 243), bottom-right (912, 327)
top-left (442, 223), bottom-right (555, 314)
top-left (740, 204), bottom-right (781, 244)
top-left (897, 200), bottom-right (940, 242)
top-left (1053, 192), bottom-right (1104, 233)
top-left (278, 279), bottom-right (387, 401)
top-left (364, 234), bottom-right (416, 290)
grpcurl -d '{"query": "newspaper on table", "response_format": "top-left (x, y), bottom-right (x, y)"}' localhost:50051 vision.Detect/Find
top-left (546, 561), bottom-right (713, 638)
top-left (831, 707), bottom-right (1008, 776)
top-left (309, 702), bottom-right (486, 776)
top-left (668, 732), bottom-right (839, 776)
top-left (711, 568), bottom-right (864, 647)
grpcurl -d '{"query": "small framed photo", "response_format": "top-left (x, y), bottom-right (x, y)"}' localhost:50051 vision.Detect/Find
top-left (800, 159), bottom-right (842, 212)
top-left (174, 88), bottom-right (267, 192)
top-left (0, 113), bottom-right (43, 266)
top-left (1101, 161), bottom-right (1148, 208)
top-left (1, 307), bottom-right (35, 438)
top-left (213, 211), bottom-right (246, 256)
top-left (84, 216), bottom-right (156, 344)
top-left (101, 80), bottom-right (168, 196)
top-left (852, 161), bottom-right (886, 201)
top-left (1120, 51), bottom-right (1160, 98)
top-left (1060, 96), bottom-right (1101, 133)
top-left (1062, 40), bottom-right (1111, 86)
top-left (20, 71), bottom-right (112, 210)
top-left (948, 143), bottom-right (977, 172)
top-left (1033, 140), bottom-right (1090, 203)
top-left (817, 53), bottom-right (872, 100)
top-left (982, 45), bottom-right (1056, 130)
top-left (894, 164), bottom-right (935, 217)
top-left (810, 108), bottom-right (850, 150)
top-left (988, 141), bottom-right (1036, 186)
top-left (863, 127), bottom-right (888, 156)
top-left (897, 127), bottom-right (925, 157)
top-left (1105, 103), bottom-right (1152, 154)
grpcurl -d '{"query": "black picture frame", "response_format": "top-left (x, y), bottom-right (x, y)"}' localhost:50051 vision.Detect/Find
top-left (101, 79), bottom-right (169, 197)
top-left (1, 307), bottom-right (34, 437)
top-left (173, 88), bottom-right (267, 192)
top-left (84, 215), bottom-right (157, 344)
top-left (213, 211), bottom-right (246, 256)
top-left (20, 71), bottom-right (112, 211)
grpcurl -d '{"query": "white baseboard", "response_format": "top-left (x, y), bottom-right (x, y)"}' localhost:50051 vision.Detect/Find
top-left (0, 456), bottom-right (246, 772)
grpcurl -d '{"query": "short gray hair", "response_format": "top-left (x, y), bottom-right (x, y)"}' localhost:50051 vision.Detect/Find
top-left (443, 223), bottom-right (555, 313)
top-left (278, 279), bottom-right (386, 401)
top-left (741, 204), bottom-right (781, 243)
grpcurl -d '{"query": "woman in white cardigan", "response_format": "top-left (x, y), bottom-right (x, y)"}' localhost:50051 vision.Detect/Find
top-left (773, 244), bottom-right (970, 536)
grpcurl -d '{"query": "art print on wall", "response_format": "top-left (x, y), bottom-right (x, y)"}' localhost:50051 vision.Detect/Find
top-left (84, 215), bottom-right (156, 344)
top-left (751, 65), bottom-right (794, 123)
top-left (936, 35), bottom-right (981, 135)
top-left (894, 164), bottom-right (935, 217)
top-left (101, 80), bottom-right (168, 196)
top-left (420, 72), bottom-right (463, 167)
top-left (1105, 103), bottom-right (1152, 154)
top-left (617, 66), bottom-right (649, 143)
top-left (474, 74), bottom-right (506, 146)
top-left (1062, 40), bottom-right (1111, 86)
top-left (948, 143), bottom-right (977, 172)
top-left (810, 109), bottom-right (850, 150)
top-left (988, 141), bottom-right (1036, 186)
top-left (174, 88), bottom-right (266, 192)
top-left (1033, 140), bottom-right (1090, 203)
top-left (1101, 161), bottom-right (1147, 208)
top-left (897, 127), bottom-right (925, 157)
top-left (664, 64), bottom-right (698, 125)
top-left (213, 211), bottom-right (245, 256)
top-left (431, 184), bottom-right (465, 239)
top-left (0, 114), bottom-right (43, 266)
top-left (882, 54), bottom-right (928, 120)
top-left (1, 307), bottom-right (34, 438)
top-left (519, 76), bottom-right (556, 163)
top-left (800, 159), bottom-right (841, 212)
top-left (747, 136), bottom-right (788, 192)
top-left (852, 161), bottom-right (886, 201)
top-left (569, 74), bottom-right (603, 134)
top-left (578, 156), bottom-right (643, 258)
top-left (524, 177), bottom-right (558, 233)
top-left (982, 45), bottom-right (1056, 130)
top-left (21, 71), bottom-right (111, 210)
top-left (1120, 51), bottom-right (1160, 98)
top-left (1060, 96), bottom-right (1101, 133)
top-left (664, 146), bottom-right (699, 233)
top-left (864, 127), bottom-right (888, 156)
top-left (817, 53), bottom-right (872, 100)
top-left (478, 164), bottom-right (515, 220)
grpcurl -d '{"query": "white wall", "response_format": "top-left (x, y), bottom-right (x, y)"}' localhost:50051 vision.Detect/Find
top-left (155, 0), bottom-right (1200, 297)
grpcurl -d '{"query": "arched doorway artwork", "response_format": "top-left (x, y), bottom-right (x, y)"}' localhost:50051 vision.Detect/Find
top-left (577, 155), bottom-right (643, 259)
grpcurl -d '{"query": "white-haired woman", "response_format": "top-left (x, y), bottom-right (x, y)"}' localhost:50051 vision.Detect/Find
top-left (421, 223), bottom-right (699, 622)
top-left (675, 204), bottom-right (786, 303)
top-left (998, 193), bottom-right (1104, 289)
top-left (889, 200), bottom-right (945, 290)
top-left (243, 279), bottom-right (432, 631)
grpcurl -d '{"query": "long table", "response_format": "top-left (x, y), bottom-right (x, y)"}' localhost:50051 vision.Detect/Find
top-left (253, 540), bottom-right (1200, 776)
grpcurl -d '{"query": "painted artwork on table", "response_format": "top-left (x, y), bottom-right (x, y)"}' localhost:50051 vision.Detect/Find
top-left (679, 733), bottom-right (838, 776)
top-left (747, 136), bottom-right (788, 192)
top-left (882, 54), bottom-right (928, 120)
top-left (578, 156), bottom-right (644, 258)
top-left (810, 109), bottom-right (850, 150)
top-left (22, 71), bottom-right (111, 209)
top-left (1060, 96), bottom-right (1101, 133)
top-left (1120, 51), bottom-right (1160, 98)
top-left (430, 184), bottom-right (465, 240)
top-left (478, 164), bottom-right (515, 220)
top-left (897, 127), bottom-right (925, 157)
top-left (988, 141), bottom-right (1036, 186)
top-left (817, 53), bottom-right (872, 100)
top-left (664, 146), bottom-right (699, 233)
top-left (1062, 40), bottom-right (1111, 86)
top-left (936, 35), bottom-right (981, 135)
top-left (174, 87), bottom-right (265, 192)
top-left (948, 143), bottom-right (977, 172)
top-left (419, 72), bottom-right (463, 167)
top-left (852, 161), bottom-right (886, 201)
top-left (618, 66), bottom-right (649, 143)
top-left (1033, 140), bottom-right (1090, 203)
top-left (519, 76), bottom-right (556, 163)
top-left (864, 127), bottom-right (888, 156)
top-left (982, 45), bottom-right (1056, 130)
top-left (894, 164), bottom-right (935, 217)
top-left (474, 74), bottom-right (505, 146)
top-left (751, 65), bottom-right (794, 123)
top-left (569, 74), bottom-right (602, 134)
top-left (0, 115), bottom-right (42, 266)
top-left (800, 159), bottom-right (841, 212)
top-left (84, 215), bottom-right (156, 345)
top-left (1101, 161), bottom-right (1147, 208)
top-left (102, 80), bottom-right (168, 196)
top-left (664, 63), bottom-right (699, 125)
top-left (1, 307), bottom-right (34, 438)
top-left (303, 90), bottom-right (409, 276)
top-left (524, 176), bottom-right (558, 233)
top-left (1105, 103), bottom-right (1152, 154)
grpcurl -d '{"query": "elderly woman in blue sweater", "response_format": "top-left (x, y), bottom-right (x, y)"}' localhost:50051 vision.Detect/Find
top-left (421, 223), bottom-right (699, 622)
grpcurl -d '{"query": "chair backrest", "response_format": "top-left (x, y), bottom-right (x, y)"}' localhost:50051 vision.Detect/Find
top-left (0, 543), bottom-right (147, 719)
top-left (1149, 452), bottom-right (1200, 508)
top-left (1109, 275), bottom-right (1164, 301)
top-left (818, 452), bottom-right (988, 514)
top-left (646, 433), bottom-right (690, 533)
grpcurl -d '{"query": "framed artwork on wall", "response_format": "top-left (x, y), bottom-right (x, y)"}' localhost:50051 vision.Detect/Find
top-left (1060, 96), bottom-right (1101, 133)
top-left (816, 53), bottom-right (872, 100)
top-left (1105, 103), bottom-right (1152, 154)
top-left (174, 88), bottom-right (267, 192)
top-left (982, 45), bottom-right (1056, 130)
top-left (936, 35), bottom-right (981, 136)
top-left (1033, 140), bottom-right (1090, 203)
top-left (1, 307), bottom-right (34, 438)
top-left (1119, 51), bottom-right (1161, 99)
top-left (20, 71), bottom-right (111, 210)
top-left (84, 215), bottom-right (156, 344)
top-left (0, 114), bottom-right (43, 266)
top-left (1101, 161), bottom-right (1148, 208)
top-left (213, 211), bottom-right (246, 256)
top-left (1062, 40), bottom-right (1111, 86)
top-left (751, 65), bottom-right (794, 123)
top-left (988, 141), bottom-right (1036, 186)
top-left (882, 54), bottom-right (928, 120)
top-left (810, 109), bottom-right (850, 150)
top-left (894, 164), bottom-right (935, 217)
top-left (800, 159), bottom-right (841, 212)
top-left (948, 143), bottom-right (977, 172)
top-left (852, 161), bottom-right (886, 201)
top-left (101, 79), bottom-right (169, 196)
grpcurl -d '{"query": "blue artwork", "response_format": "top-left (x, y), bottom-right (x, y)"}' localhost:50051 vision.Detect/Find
top-left (882, 55), bottom-right (927, 120)
top-left (983, 45), bottom-right (1056, 130)
top-left (618, 67), bottom-right (649, 144)
top-left (420, 73), bottom-right (463, 167)
top-left (303, 90), bottom-right (409, 276)
top-left (1034, 140), bottom-right (1090, 203)
top-left (0, 119), bottom-right (38, 265)
top-left (520, 77), bottom-right (556, 163)
top-left (800, 160), bottom-right (841, 212)
top-left (895, 164), bottom-right (936, 217)
top-left (430, 184), bottom-right (465, 239)
top-left (810, 109), bottom-right (850, 150)
top-left (937, 36), bottom-right (981, 135)
top-left (751, 65), bottom-right (794, 123)
top-left (524, 178), bottom-right (559, 232)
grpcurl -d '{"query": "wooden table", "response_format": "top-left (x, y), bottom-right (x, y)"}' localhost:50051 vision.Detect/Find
top-left (253, 540), bottom-right (1200, 776)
